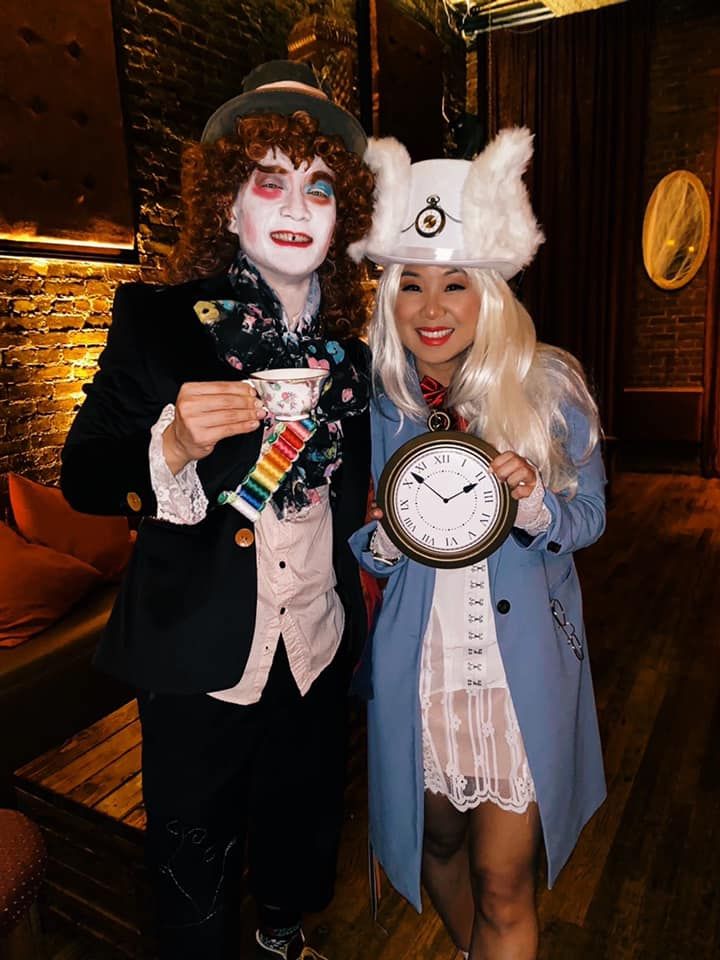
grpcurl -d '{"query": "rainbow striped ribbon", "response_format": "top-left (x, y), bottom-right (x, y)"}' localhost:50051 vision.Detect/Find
top-left (217, 417), bottom-right (317, 522)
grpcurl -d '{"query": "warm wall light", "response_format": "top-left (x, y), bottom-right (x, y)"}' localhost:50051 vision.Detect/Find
top-left (0, 231), bottom-right (136, 263)
top-left (543, 0), bottom-right (625, 12)
top-left (442, 0), bottom-right (627, 42)
top-left (0, 233), bottom-right (134, 251)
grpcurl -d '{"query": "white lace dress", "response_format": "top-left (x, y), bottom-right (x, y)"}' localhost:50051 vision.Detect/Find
top-left (371, 471), bottom-right (549, 815)
top-left (420, 561), bottom-right (537, 813)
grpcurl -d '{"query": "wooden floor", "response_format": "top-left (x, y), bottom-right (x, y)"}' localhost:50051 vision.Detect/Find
top-left (44, 472), bottom-right (720, 960)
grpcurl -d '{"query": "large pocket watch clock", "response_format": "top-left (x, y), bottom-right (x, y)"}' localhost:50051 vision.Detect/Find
top-left (377, 415), bottom-right (518, 569)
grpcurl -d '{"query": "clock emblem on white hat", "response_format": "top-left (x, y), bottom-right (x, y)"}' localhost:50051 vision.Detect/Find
top-left (414, 196), bottom-right (446, 238)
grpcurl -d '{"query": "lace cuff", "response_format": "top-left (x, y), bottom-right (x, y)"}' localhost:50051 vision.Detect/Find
top-left (149, 404), bottom-right (209, 525)
top-left (514, 468), bottom-right (551, 536)
top-left (370, 524), bottom-right (402, 565)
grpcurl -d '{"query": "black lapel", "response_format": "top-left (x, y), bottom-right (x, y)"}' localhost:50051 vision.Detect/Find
top-left (157, 274), bottom-right (247, 384)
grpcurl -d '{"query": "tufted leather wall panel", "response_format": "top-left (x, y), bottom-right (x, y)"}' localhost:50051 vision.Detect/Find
top-left (0, 0), bottom-right (135, 257)
top-left (371, 0), bottom-right (444, 162)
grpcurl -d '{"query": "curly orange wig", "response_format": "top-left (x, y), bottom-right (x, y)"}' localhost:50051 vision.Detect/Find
top-left (167, 111), bottom-right (375, 338)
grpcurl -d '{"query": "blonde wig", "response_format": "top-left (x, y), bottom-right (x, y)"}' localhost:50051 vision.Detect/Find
top-left (370, 264), bottom-right (601, 496)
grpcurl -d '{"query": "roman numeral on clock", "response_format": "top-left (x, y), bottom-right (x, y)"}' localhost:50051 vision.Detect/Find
top-left (421, 534), bottom-right (435, 545)
top-left (483, 490), bottom-right (494, 503)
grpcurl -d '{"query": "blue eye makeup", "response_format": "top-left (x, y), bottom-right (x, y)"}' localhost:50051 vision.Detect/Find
top-left (307, 179), bottom-right (335, 199)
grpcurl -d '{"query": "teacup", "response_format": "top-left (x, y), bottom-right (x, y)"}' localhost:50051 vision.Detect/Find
top-left (247, 367), bottom-right (330, 421)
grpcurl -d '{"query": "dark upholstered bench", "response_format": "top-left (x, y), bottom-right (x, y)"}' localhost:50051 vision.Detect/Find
top-left (0, 585), bottom-right (131, 807)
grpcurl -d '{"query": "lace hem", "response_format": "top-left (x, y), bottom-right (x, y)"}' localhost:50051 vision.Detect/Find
top-left (422, 687), bottom-right (536, 815)
top-left (424, 778), bottom-right (535, 816)
top-left (149, 404), bottom-right (209, 525)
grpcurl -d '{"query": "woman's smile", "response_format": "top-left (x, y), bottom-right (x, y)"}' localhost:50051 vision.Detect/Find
top-left (416, 326), bottom-right (455, 347)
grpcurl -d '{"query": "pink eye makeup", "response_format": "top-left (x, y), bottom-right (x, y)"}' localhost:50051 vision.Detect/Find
top-left (252, 174), bottom-right (285, 195)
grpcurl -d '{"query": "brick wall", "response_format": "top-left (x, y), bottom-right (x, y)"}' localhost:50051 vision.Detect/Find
top-left (0, 260), bottom-right (140, 487)
top-left (627, 0), bottom-right (719, 390)
top-left (0, 0), bottom-right (462, 496)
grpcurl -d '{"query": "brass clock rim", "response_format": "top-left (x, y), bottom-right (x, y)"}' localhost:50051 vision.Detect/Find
top-left (376, 430), bottom-right (519, 569)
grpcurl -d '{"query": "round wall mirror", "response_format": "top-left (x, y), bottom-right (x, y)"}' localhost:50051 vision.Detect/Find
top-left (642, 170), bottom-right (711, 290)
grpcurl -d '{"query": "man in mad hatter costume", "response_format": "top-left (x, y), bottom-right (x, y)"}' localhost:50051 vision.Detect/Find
top-left (61, 61), bottom-right (376, 960)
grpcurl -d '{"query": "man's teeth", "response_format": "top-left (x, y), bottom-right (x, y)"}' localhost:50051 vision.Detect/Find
top-left (272, 232), bottom-right (309, 242)
top-left (420, 328), bottom-right (453, 339)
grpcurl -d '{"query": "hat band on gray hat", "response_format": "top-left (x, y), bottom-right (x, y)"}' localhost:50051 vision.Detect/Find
top-left (254, 80), bottom-right (329, 100)
top-left (200, 58), bottom-right (367, 152)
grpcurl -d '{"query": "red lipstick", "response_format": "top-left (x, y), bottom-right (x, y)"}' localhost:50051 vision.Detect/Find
top-left (417, 327), bottom-right (453, 347)
top-left (270, 231), bottom-right (312, 247)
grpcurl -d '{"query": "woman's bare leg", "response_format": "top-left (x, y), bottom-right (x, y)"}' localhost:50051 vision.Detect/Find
top-left (467, 801), bottom-right (541, 960)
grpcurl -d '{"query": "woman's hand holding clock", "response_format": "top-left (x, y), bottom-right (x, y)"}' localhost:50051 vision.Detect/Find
top-left (490, 451), bottom-right (538, 499)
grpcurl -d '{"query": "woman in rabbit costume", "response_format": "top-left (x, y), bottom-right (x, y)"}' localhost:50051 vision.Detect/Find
top-left (348, 129), bottom-right (607, 959)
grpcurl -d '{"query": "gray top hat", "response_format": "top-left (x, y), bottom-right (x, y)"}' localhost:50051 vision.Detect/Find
top-left (201, 60), bottom-right (367, 155)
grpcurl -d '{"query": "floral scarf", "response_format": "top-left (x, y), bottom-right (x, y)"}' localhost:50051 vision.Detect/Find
top-left (194, 253), bottom-right (369, 517)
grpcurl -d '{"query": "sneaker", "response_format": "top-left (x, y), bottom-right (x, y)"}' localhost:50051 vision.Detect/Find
top-left (255, 928), bottom-right (329, 960)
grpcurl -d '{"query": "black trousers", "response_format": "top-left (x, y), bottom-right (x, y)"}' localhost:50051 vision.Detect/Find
top-left (137, 642), bottom-right (349, 959)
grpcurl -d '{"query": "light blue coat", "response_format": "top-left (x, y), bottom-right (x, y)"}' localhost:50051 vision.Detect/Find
top-left (349, 393), bottom-right (607, 911)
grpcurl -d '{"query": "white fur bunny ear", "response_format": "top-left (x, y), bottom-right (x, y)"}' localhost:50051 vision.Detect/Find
top-left (347, 136), bottom-right (412, 263)
top-left (462, 127), bottom-right (545, 273)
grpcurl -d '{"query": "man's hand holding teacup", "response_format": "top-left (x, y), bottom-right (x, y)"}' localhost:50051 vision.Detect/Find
top-left (163, 381), bottom-right (266, 475)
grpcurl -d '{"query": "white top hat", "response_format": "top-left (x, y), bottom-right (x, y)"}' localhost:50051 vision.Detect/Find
top-left (349, 127), bottom-right (545, 279)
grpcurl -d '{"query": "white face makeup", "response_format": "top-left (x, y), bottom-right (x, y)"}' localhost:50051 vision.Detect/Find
top-left (229, 149), bottom-right (337, 287)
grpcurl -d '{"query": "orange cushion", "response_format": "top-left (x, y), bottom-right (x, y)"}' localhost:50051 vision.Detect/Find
top-left (8, 473), bottom-right (133, 582)
top-left (0, 522), bottom-right (104, 648)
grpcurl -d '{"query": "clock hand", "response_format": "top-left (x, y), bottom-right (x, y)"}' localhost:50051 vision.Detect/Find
top-left (410, 472), bottom-right (448, 502)
top-left (446, 482), bottom-right (479, 502)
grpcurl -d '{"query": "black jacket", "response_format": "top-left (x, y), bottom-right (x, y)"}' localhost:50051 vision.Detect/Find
top-left (61, 274), bottom-right (370, 694)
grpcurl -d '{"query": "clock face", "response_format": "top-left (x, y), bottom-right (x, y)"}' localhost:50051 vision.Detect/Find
top-left (377, 431), bottom-right (518, 568)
